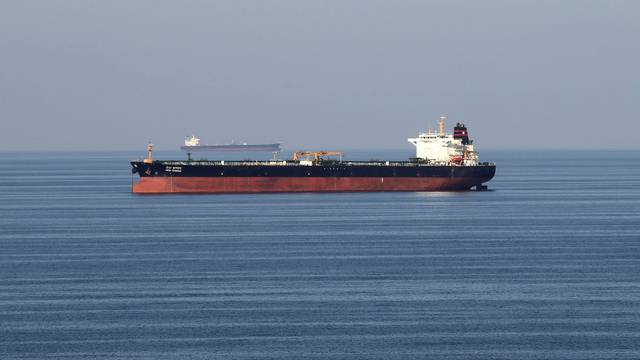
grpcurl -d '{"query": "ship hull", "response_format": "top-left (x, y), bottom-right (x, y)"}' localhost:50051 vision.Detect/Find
top-left (131, 160), bottom-right (495, 194)
top-left (132, 176), bottom-right (492, 194)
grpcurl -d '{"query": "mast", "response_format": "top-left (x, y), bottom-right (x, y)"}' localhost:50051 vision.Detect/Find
top-left (143, 143), bottom-right (153, 164)
top-left (438, 116), bottom-right (446, 137)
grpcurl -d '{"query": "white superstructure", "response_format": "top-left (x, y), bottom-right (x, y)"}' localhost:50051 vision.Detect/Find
top-left (408, 116), bottom-right (479, 166)
top-left (184, 135), bottom-right (201, 147)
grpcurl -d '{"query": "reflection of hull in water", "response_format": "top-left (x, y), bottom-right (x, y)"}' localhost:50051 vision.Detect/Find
top-left (180, 144), bottom-right (281, 152)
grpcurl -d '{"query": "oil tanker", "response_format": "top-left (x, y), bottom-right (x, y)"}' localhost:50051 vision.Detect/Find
top-left (180, 135), bottom-right (281, 152)
top-left (131, 116), bottom-right (495, 194)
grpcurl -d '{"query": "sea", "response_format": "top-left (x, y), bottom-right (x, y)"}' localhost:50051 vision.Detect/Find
top-left (1, 150), bottom-right (639, 359)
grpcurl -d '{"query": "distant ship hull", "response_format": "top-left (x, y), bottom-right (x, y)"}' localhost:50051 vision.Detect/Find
top-left (131, 161), bottom-right (495, 194)
top-left (180, 144), bottom-right (281, 152)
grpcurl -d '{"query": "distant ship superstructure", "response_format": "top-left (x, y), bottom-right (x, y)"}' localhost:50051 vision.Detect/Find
top-left (184, 135), bottom-right (200, 147)
top-left (132, 116), bottom-right (495, 194)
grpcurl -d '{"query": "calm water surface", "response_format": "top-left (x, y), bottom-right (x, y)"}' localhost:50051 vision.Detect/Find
top-left (1, 150), bottom-right (639, 359)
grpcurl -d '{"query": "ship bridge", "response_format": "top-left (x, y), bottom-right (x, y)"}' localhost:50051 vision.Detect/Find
top-left (408, 116), bottom-right (479, 166)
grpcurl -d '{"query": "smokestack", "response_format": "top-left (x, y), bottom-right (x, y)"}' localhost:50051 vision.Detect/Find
top-left (438, 116), bottom-right (446, 137)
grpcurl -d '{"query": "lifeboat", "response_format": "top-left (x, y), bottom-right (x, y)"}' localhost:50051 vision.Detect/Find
top-left (450, 156), bottom-right (463, 164)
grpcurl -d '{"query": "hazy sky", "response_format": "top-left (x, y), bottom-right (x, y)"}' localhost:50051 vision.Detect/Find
top-left (1, 1), bottom-right (638, 151)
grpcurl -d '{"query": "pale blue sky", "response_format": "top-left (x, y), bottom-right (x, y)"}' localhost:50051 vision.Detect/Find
top-left (1, 1), bottom-right (638, 151)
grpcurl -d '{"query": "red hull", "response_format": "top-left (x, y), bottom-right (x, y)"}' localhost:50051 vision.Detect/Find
top-left (132, 177), bottom-right (488, 194)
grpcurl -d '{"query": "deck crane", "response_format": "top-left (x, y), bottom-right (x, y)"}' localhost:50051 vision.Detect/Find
top-left (293, 151), bottom-right (344, 163)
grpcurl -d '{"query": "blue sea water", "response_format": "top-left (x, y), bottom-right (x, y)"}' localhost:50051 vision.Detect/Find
top-left (0, 150), bottom-right (639, 359)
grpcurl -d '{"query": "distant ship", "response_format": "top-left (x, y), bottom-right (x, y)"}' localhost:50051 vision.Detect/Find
top-left (180, 135), bottom-right (281, 152)
top-left (131, 116), bottom-right (495, 194)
